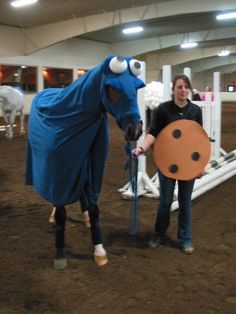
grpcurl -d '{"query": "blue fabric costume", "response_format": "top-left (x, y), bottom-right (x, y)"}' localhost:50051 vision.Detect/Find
top-left (25, 55), bottom-right (145, 206)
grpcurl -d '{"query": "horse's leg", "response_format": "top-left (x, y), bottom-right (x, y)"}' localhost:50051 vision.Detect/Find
top-left (7, 109), bottom-right (17, 139)
top-left (88, 204), bottom-right (108, 266)
top-left (2, 111), bottom-right (10, 138)
top-left (19, 109), bottom-right (25, 134)
top-left (53, 206), bottom-right (67, 270)
top-left (49, 206), bottom-right (56, 224)
top-left (79, 191), bottom-right (91, 228)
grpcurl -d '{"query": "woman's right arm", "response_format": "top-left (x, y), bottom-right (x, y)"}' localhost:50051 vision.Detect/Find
top-left (133, 105), bottom-right (164, 157)
top-left (133, 133), bottom-right (156, 157)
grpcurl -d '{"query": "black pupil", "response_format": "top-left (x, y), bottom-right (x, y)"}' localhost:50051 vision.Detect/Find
top-left (134, 62), bottom-right (141, 69)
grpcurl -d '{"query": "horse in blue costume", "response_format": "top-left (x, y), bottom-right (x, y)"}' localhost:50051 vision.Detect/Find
top-left (26, 55), bottom-right (144, 268)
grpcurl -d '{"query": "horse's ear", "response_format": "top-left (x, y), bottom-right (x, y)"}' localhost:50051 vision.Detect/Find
top-left (102, 55), bottom-right (116, 73)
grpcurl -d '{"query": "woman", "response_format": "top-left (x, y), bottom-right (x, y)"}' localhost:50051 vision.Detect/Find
top-left (133, 75), bottom-right (202, 254)
top-left (201, 86), bottom-right (214, 101)
top-left (192, 88), bottom-right (201, 101)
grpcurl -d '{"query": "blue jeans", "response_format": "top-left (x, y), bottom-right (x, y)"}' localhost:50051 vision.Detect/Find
top-left (155, 171), bottom-right (195, 246)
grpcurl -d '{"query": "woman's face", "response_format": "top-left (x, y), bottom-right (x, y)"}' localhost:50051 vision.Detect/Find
top-left (173, 79), bottom-right (190, 102)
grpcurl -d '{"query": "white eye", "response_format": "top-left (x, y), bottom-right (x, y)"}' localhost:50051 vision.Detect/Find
top-left (129, 59), bottom-right (142, 76)
top-left (109, 56), bottom-right (128, 74)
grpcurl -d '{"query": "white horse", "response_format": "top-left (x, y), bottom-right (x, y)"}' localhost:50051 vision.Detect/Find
top-left (0, 85), bottom-right (25, 139)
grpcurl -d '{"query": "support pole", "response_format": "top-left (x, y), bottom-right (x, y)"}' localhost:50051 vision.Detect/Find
top-left (213, 72), bottom-right (221, 159)
top-left (73, 68), bottom-right (78, 82)
top-left (163, 65), bottom-right (171, 101)
top-left (183, 67), bottom-right (191, 80)
top-left (183, 67), bottom-right (192, 99)
top-left (37, 65), bottom-right (44, 92)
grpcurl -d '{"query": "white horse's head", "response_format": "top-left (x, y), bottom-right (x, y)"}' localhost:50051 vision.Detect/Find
top-left (0, 85), bottom-right (25, 139)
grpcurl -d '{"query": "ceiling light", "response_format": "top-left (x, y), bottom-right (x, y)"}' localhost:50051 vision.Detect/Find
top-left (216, 12), bottom-right (236, 20)
top-left (21, 65), bottom-right (27, 68)
top-left (218, 50), bottom-right (230, 57)
top-left (122, 26), bottom-right (144, 34)
top-left (11, 0), bottom-right (38, 8)
top-left (180, 42), bottom-right (198, 49)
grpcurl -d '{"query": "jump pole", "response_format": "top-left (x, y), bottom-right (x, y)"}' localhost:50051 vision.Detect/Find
top-left (144, 65), bottom-right (172, 198)
top-left (119, 62), bottom-right (159, 198)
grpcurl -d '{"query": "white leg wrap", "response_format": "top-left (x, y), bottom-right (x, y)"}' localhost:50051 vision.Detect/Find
top-left (94, 244), bottom-right (106, 256)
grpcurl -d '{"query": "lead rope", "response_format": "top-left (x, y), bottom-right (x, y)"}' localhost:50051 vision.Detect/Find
top-left (124, 142), bottom-right (139, 235)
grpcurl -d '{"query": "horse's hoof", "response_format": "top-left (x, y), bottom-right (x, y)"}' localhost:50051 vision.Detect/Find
top-left (5, 134), bottom-right (13, 140)
top-left (47, 224), bottom-right (55, 234)
top-left (94, 254), bottom-right (108, 267)
top-left (53, 257), bottom-right (68, 270)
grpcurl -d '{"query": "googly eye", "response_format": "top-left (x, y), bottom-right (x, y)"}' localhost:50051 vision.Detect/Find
top-left (109, 56), bottom-right (128, 74)
top-left (129, 59), bottom-right (142, 76)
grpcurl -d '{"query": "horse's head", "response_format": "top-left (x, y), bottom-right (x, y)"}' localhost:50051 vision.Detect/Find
top-left (100, 56), bottom-right (145, 141)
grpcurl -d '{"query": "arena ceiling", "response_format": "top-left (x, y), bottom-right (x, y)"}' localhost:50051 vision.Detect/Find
top-left (1, 0), bottom-right (171, 28)
top-left (1, 0), bottom-right (236, 73)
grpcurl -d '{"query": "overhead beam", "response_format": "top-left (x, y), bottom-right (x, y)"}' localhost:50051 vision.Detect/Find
top-left (173, 55), bottom-right (236, 73)
top-left (145, 45), bottom-right (236, 70)
top-left (113, 26), bottom-right (236, 56)
top-left (202, 63), bottom-right (236, 74)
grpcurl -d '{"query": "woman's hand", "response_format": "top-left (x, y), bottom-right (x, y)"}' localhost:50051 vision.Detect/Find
top-left (195, 171), bottom-right (205, 179)
top-left (131, 134), bottom-right (155, 159)
top-left (132, 147), bottom-right (144, 158)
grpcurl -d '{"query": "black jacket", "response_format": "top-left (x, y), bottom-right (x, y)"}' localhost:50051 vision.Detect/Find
top-left (148, 99), bottom-right (203, 138)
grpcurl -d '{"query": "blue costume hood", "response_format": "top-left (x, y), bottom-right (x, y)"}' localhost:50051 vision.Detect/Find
top-left (25, 55), bottom-right (145, 205)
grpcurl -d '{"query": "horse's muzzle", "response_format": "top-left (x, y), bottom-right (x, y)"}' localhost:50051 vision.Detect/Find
top-left (124, 122), bottom-right (143, 141)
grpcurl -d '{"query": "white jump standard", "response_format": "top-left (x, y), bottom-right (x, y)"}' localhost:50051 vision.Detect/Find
top-left (119, 64), bottom-right (236, 214)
